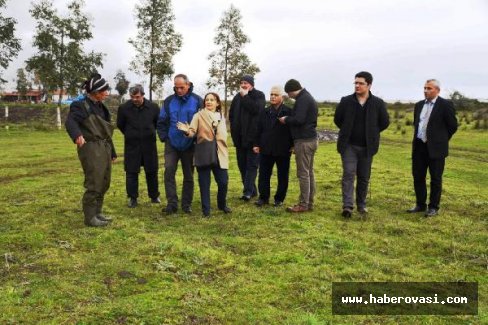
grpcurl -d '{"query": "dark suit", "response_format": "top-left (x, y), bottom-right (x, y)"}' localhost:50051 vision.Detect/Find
top-left (412, 96), bottom-right (457, 210)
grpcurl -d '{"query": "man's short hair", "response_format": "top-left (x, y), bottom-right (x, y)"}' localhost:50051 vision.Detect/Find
top-left (129, 84), bottom-right (145, 96)
top-left (174, 74), bottom-right (189, 83)
top-left (355, 71), bottom-right (373, 85)
top-left (426, 79), bottom-right (441, 89)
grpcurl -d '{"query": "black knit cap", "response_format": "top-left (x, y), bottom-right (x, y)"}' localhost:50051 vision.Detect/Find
top-left (284, 79), bottom-right (302, 93)
top-left (83, 73), bottom-right (109, 93)
top-left (241, 75), bottom-right (254, 86)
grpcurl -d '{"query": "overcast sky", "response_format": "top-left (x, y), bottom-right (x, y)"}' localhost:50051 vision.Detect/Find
top-left (3, 0), bottom-right (488, 101)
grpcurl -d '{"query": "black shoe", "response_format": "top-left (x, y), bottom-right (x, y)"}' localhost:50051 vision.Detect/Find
top-left (128, 197), bottom-right (138, 208)
top-left (182, 206), bottom-right (192, 214)
top-left (164, 205), bottom-right (177, 215)
top-left (274, 201), bottom-right (283, 207)
top-left (358, 207), bottom-right (368, 214)
top-left (220, 206), bottom-right (232, 214)
top-left (240, 195), bottom-right (251, 201)
top-left (407, 205), bottom-right (426, 213)
top-left (84, 216), bottom-right (108, 227)
top-left (342, 208), bottom-right (352, 218)
top-left (96, 214), bottom-right (112, 222)
top-left (202, 211), bottom-right (210, 218)
top-left (151, 197), bottom-right (161, 204)
top-left (425, 208), bottom-right (438, 217)
top-left (255, 199), bottom-right (269, 207)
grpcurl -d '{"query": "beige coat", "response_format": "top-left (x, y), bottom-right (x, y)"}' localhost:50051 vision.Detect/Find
top-left (187, 109), bottom-right (229, 169)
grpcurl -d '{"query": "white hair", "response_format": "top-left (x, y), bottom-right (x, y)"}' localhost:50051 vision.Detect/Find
top-left (426, 79), bottom-right (441, 89)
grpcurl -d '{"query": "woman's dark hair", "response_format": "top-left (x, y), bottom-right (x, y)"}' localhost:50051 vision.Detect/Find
top-left (204, 92), bottom-right (222, 112)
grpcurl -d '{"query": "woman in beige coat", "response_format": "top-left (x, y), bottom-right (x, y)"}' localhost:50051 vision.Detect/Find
top-left (177, 93), bottom-right (232, 217)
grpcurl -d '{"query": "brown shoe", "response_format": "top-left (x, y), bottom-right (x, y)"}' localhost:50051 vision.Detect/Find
top-left (286, 204), bottom-right (309, 213)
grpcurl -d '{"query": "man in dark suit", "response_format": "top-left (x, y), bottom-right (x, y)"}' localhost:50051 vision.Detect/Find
top-left (407, 79), bottom-right (458, 217)
top-left (253, 86), bottom-right (293, 207)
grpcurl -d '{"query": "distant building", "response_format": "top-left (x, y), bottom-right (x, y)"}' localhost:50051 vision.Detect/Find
top-left (1, 90), bottom-right (43, 103)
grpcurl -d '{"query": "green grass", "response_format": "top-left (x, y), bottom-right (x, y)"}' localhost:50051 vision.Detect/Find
top-left (0, 110), bottom-right (486, 324)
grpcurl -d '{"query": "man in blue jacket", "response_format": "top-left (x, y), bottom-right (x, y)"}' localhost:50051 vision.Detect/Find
top-left (157, 74), bottom-right (203, 214)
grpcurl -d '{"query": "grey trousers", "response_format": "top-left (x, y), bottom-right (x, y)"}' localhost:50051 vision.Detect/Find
top-left (164, 143), bottom-right (194, 209)
top-left (340, 144), bottom-right (373, 209)
top-left (294, 138), bottom-right (318, 207)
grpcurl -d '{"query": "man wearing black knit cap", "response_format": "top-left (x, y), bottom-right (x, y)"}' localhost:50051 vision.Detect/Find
top-left (229, 74), bottom-right (266, 201)
top-left (278, 79), bottom-right (318, 213)
top-left (66, 73), bottom-right (117, 227)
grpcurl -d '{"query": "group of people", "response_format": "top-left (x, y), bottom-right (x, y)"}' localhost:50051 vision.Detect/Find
top-left (65, 72), bottom-right (457, 227)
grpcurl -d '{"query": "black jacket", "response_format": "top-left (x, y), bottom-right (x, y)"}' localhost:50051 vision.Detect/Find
top-left (412, 96), bottom-right (457, 159)
top-left (229, 88), bottom-right (266, 148)
top-left (334, 92), bottom-right (390, 156)
top-left (255, 103), bottom-right (293, 156)
top-left (284, 89), bottom-right (318, 140)
top-left (117, 99), bottom-right (160, 173)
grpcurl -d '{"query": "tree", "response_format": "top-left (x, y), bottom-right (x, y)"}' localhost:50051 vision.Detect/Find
top-left (207, 5), bottom-right (260, 116)
top-left (26, 0), bottom-right (104, 105)
top-left (114, 70), bottom-right (130, 101)
top-left (0, 0), bottom-right (21, 83)
top-left (129, 0), bottom-right (182, 101)
top-left (16, 68), bottom-right (31, 99)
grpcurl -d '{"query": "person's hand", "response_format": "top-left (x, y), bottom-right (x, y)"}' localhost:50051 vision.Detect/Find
top-left (290, 147), bottom-right (294, 154)
top-left (252, 146), bottom-right (260, 154)
top-left (176, 121), bottom-right (190, 134)
top-left (112, 157), bottom-right (117, 163)
top-left (239, 87), bottom-right (249, 97)
top-left (75, 135), bottom-right (86, 147)
top-left (278, 116), bottom-right (287, 124)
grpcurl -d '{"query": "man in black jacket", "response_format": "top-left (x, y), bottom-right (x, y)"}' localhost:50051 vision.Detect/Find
top-left (253, 86), bottom-right (293, 207)
top-left (279, 79), bottom-right (318, 213)
top-left (407, 79), bottom-right (457, 217)
top-left (334, 71), bottom-right (390, 218)
top-left (229, 75), bottom-right (266, 201)
top-left (117, 84), bottom-right (160, 208)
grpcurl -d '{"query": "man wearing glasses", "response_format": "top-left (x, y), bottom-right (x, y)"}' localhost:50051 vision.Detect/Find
top-left (157, 74), bottom-right (203, 214)
top-left (334, 71), bottom-right (390, 218)
top-left (117, 84), bottom-right (161, 208)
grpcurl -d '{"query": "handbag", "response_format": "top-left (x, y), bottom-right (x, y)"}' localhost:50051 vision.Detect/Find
top-left (194, 116), bottom-right (219, 168)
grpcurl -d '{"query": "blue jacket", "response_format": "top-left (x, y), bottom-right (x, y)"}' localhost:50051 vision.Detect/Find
top-left (157, 85), bottom-right (203, 151)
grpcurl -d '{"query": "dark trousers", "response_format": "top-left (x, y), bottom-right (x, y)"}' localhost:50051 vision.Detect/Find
top-left (412, 139), bottom-right (445, 210)
top-left (197, 166), bottom-right (228, 215)
top-left (164, 143), bottom-right (194, 209)
top-left (126, 170), bottom-right (159, 200)
top-left (340, 144), bottom-right (373, 209)
top-left (258, 154), bottom-right (290, 203)
top-left (236, 147), bottom-right (259, 197)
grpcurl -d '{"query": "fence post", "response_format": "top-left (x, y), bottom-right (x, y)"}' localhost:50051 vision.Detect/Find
top-left (4, 105), bottom-right (8, 131)
top-left (56, 106), bottom-right (61, 130)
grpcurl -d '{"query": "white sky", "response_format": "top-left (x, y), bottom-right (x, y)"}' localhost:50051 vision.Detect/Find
top-left (3, 0), bottom-right (488, 101)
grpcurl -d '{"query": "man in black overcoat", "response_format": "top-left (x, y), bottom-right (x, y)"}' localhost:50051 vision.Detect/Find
top-left (117, 84), bottom-right (161, 208)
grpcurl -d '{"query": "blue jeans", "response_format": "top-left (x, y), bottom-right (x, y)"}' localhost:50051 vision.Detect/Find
top-left (236, 147), bottom-right (259, 197)
top-left (197, 166), bottom-right (228, 215)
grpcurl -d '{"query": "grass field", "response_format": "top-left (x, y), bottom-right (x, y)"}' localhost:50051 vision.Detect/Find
top-left (0, 107), bottom-right (486, 324)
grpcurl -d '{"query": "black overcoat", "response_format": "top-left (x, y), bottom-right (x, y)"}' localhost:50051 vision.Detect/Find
top-left (117, 99), bottom-right (160, 173)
